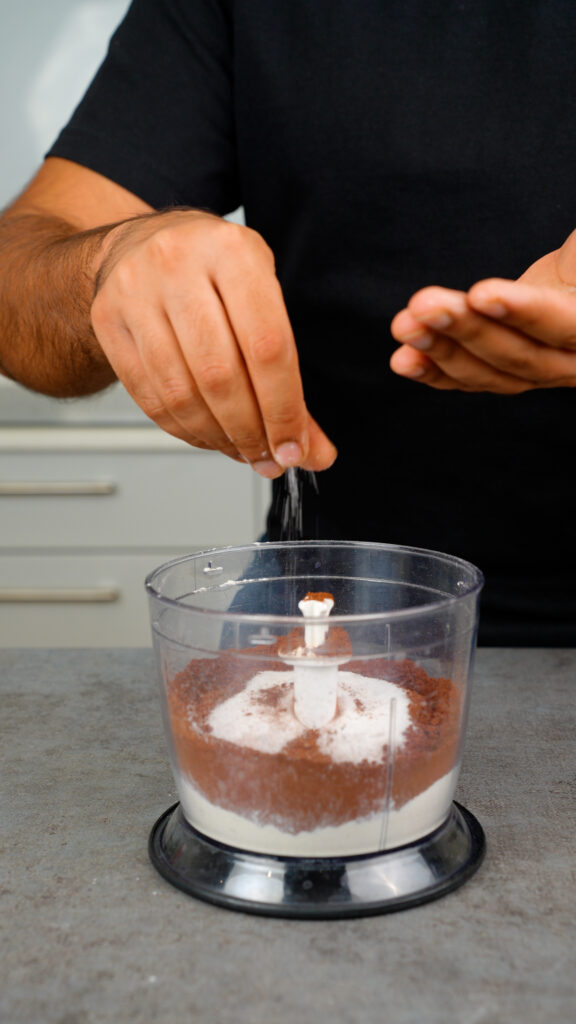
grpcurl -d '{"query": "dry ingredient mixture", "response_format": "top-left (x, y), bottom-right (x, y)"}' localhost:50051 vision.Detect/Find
top-left (167, 646), bottom-right (461, 837)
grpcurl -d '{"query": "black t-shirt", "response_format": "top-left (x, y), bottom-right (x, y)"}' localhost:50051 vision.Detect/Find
top-left (49, 0), bottom-right (576, 644)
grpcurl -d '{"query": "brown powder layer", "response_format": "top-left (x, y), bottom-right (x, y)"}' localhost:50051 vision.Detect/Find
top-left (167, 648), bottom-right (462, 834)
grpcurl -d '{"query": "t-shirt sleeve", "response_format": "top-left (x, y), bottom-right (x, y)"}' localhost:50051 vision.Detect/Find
top-left (47, 0), bottom-right (240, 214)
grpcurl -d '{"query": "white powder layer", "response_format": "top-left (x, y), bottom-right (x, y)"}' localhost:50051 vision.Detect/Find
top-left (206, 668), bottom-right (412, 764)
top-left (176, 768), bottom-right (458, 856)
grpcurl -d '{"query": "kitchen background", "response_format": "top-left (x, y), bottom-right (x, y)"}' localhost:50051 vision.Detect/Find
top-left (0, 0), bottom-right (269, 646)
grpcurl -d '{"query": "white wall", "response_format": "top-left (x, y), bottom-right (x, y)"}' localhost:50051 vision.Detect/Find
top-left (0, 0), bottom-right (268, 650)
top-left (0, 0), bottom-right (244, 421)
top-left (0, 0), bottom-right (140, 420)
top-left (0, 0), bottom-right (131, 208)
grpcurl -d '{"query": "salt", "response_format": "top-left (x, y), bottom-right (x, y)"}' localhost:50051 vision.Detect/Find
top-left (280, 467), bottom-right (318, 540)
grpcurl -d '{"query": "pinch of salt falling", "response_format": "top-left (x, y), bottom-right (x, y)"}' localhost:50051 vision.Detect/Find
top-left (281, 467), bottom-right (303, 539)
top-left (280, 467), bottom-right (318, 540)
top-left (293, 594), bottom-right (338, 729)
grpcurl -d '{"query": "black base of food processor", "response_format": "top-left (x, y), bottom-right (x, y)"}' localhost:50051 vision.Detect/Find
top-left (149, 802), bottom-right (485, 919)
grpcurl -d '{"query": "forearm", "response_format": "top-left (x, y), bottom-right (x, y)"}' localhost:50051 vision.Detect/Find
top-left (0, 212), bottom-right (117, 397)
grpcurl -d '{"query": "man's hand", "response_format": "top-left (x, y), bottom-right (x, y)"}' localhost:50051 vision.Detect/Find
top-left (92, 209), bottom-right (336, 477)
top-left (389, 229), bottom-right (576, 393)
top-left (0, 158), bottom-right (336, 478)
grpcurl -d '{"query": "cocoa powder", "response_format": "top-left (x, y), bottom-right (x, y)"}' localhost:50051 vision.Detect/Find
top-left (167, 647), bottom-right (461, 834)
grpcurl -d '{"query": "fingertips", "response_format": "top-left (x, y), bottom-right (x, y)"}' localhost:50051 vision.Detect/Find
top-left (406, 285), bottom-right (468, 324)
top-left (468, 276), bottom-right (555, 322)
top-left (468, 277), bottom-right (576, 349)
top-left (300, 416), bottom-right (338, 472)
top-left (390, 308), bottom-right (435, 348)
top-left (389, 345), bottom-right (434, 380)
top-left (250, 418), bottom-right (336, 476)
top-left (467, 279), bottom-right (513, 319)
top-left (273, 440), bottom-right (306, 469)
top-left (391, 288), bottom-right (470, 345)
top-left (250, 457), bottom-right (285, 479)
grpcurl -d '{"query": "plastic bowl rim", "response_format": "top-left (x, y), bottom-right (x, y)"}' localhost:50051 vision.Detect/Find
top-left (144, 540), bottom-right (484, 625)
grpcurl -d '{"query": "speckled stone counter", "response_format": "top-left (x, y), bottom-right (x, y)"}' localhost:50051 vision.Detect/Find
top-left (1, 647), bottom-right (575, 1024)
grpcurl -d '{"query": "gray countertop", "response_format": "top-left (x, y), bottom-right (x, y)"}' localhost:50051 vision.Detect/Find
top-left (1, 647), bottom-right (575, 1024)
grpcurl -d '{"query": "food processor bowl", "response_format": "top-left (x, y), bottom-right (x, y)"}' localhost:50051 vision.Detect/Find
top-left (146, 540), bottom-right (485, 917)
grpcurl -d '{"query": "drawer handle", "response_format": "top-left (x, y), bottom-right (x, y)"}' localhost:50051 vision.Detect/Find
top-left (0, 587), bottom-right (120, 603)
top-left (0, 481), bottom-right (117, 496)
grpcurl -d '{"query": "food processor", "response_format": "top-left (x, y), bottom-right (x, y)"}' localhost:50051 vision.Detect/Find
top-left (146, 540), bottom-right (485, 918)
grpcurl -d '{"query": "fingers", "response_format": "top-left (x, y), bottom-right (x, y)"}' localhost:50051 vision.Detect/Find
top-left (389, 333), bottom-right (531, 393)
top-left (303, 414), bottom-right (338, 471)
top-left (209, 230), bottom-right (312, 468)
top-left (468, 277), bottom-right (576, 350)
top-left (390, 288), bottom-right (532, 392)
top-left (390, 285), bottom-right (576, 391)
top-left (161, 281), bottom-right (273, 464)
top-left (91, 212), bottom-right (337, 474)
top-left (91, 307), bottom-right (245, 457)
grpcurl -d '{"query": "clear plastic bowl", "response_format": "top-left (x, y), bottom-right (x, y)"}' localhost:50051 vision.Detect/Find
top-left (146, 541), bottom-right (483, 857)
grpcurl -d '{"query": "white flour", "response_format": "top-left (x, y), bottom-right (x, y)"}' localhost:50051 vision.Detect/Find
top-left (176, 769), bottom-right (458, 856)
top-left (206, 668), bottom-right (412, 763)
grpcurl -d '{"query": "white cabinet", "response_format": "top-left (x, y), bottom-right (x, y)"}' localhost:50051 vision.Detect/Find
top-left (0, 426), bottom-right (270, 647)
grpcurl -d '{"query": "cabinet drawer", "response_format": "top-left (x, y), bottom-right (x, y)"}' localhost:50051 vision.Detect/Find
top-left (0, 551), bottom-right (192, 647)
top-left (1, 450), bottom-right (268, 548)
